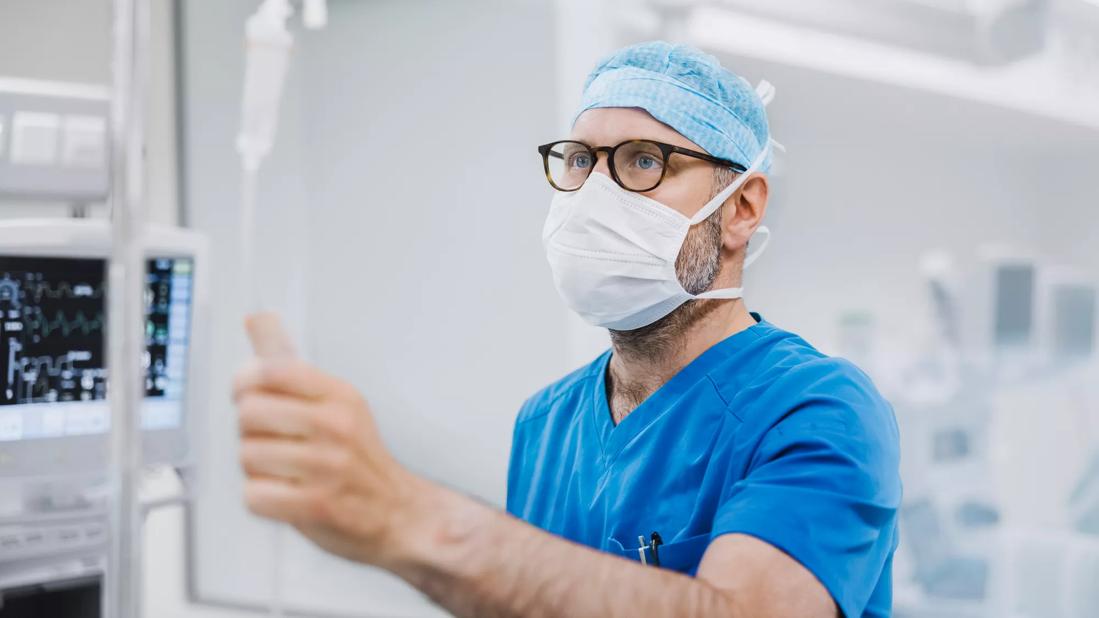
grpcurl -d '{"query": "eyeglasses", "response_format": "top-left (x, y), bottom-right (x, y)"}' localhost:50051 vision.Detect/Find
top-left (537, 139), bottom-right (746, 193)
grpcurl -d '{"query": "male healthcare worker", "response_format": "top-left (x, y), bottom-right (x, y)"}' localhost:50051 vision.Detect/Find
top-left (234, 41), bottom-right (902, 617)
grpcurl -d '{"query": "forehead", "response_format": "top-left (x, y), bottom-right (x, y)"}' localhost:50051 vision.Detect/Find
top-left (570, 107), bottom-right (705, 152)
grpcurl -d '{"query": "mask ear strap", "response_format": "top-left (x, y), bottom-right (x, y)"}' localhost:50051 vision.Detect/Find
top-left (695, 286), bottom-right (744, 301)
top-left (689, 142), bottom-right (769, 225)
top-left (690, 225), bottom-right (772, 301)
top-left (689, 81), bottom-right (780, 226)
top-left (743, 225), bottom-right (770, 269)
top-left (755, 80), bottom-right (776, 106)
top-left (689, 82), bottom-right (778, 302)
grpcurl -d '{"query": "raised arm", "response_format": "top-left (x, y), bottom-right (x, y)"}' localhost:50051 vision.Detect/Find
top-left (234, 353), bottom-right (837, 618)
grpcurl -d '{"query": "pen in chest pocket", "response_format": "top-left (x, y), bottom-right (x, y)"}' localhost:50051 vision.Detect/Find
top-left (637, 532), bottom-right (663, 567)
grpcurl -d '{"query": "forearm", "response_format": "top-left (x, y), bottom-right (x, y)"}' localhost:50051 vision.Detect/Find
top-left (383, 479), bottom-right (738, 618)
top-left (234, 352), bottom-right (837, 617)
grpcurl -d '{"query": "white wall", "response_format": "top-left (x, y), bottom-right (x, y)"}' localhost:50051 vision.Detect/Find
top-left (181, 0), bottom-right (569, 614)
top-left (296, 0), bottom-right (567, 497)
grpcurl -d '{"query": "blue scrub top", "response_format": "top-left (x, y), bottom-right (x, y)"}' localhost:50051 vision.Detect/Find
top-left (507, 315), bottom-right (901, 618)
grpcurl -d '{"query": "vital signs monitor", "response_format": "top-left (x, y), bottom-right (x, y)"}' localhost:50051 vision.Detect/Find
top-left (0, 219), bottom-right (208, 477)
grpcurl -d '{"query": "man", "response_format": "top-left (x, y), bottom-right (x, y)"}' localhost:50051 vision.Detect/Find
top-left (235, 41), bottom-right (901, 617)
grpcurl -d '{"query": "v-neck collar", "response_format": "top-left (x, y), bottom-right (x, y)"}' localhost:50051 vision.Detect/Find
top-left (589, 313), bottom-right (769, 465)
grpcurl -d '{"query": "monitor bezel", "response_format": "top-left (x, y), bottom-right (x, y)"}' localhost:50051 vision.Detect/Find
top-left (0, 219), bottom-right (208, 478)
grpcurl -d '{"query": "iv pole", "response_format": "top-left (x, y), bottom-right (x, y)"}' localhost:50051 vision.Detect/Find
top-left (105, 0), bottom-right (150, 614)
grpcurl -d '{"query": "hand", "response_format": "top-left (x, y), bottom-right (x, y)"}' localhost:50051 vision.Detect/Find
top-left (233, 313), bottom-right (426, 568)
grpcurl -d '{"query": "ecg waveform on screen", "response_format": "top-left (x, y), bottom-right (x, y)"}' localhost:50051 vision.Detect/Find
top-left (28, 282), bottom-right (104, 302)
top-left (23, 309), bottom-right (105, 338)
top-left (0, 259), bottom-right (108, 405)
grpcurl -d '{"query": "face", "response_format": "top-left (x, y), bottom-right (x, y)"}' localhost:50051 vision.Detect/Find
top-left (569, 108), bottom-right (727, 297)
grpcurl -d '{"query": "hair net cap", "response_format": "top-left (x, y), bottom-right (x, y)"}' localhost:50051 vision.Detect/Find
top-left (577, 41), bottom-right (772, 172)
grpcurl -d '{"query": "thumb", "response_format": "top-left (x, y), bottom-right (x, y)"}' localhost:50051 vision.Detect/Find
top-left (245, 311), bottom-right (297, 360)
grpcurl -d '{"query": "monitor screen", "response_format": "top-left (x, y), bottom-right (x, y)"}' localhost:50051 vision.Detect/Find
top-left (1053, 285), bottom-right (1096, 359)
top-left (0, 256), bottom-right (192, 442)
top-left (994, 264), bottom-right (1034, 347)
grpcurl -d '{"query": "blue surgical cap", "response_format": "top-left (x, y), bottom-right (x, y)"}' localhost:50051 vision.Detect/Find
top-left (576, 41), bottom-right (772, 172)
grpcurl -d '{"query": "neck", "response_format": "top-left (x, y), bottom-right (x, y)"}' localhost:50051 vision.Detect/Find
top-left (605, 299), bottom-right (756, 424)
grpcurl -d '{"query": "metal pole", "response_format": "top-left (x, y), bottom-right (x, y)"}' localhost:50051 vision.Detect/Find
top-left (105, 0), bottom-right (150, 615)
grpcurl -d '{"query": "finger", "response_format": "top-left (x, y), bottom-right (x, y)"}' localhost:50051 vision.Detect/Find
top-left (232, 357), bottom-right (340, 402)
top-left (237, 391), bottom-right (316, 439)
top-left (244, 476), bottom-right (313, 523)
top-left (245, 312), bottom-right (297, 359)
top-left (240, 436), bottom-right (322, 481)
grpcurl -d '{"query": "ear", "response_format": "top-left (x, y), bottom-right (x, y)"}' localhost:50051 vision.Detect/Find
top-left (721, 174), bottom-right (769, 255)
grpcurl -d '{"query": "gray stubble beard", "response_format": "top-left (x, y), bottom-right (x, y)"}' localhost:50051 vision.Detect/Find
top-left (608, 166), bottom-right (740, 363)
top-left (608, 198), bottom-right (727, 364)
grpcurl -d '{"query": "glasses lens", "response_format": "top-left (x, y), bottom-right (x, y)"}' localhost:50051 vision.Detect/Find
top-left (546, 142), bottom-right (593, 191)
top-left (613, 141), bottom-right (665, 191)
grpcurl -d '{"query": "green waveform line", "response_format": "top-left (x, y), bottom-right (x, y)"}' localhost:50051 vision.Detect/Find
top-left (25, 310), bottom-right (106, 338)
top-left (30, 282), bottom-right (105, 303)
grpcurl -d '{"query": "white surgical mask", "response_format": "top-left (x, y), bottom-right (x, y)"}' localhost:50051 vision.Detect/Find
top-left (542, 141), bottom-right (774, 331)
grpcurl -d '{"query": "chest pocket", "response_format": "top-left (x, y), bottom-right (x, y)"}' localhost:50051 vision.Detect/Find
top-left (607, 533), bottom-right (711, 576)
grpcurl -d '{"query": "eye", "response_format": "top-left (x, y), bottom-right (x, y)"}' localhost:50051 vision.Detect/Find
top-left (627, 152), bottom-right (662, 172)
top-left (568, 153), bottom-right (593, 169)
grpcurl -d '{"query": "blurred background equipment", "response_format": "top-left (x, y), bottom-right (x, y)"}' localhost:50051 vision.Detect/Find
top-left (1041, 270), bottom-right (1097, 362)
top-left (0, 79), bottom-right (109, 207)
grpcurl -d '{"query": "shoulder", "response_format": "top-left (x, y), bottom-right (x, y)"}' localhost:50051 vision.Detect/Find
top-left (721, 323), bottom-right (898, 455)
top-left (772, 355), bottom-right (898, 458)
top-left (514, 351), bottom-right (608, 426)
